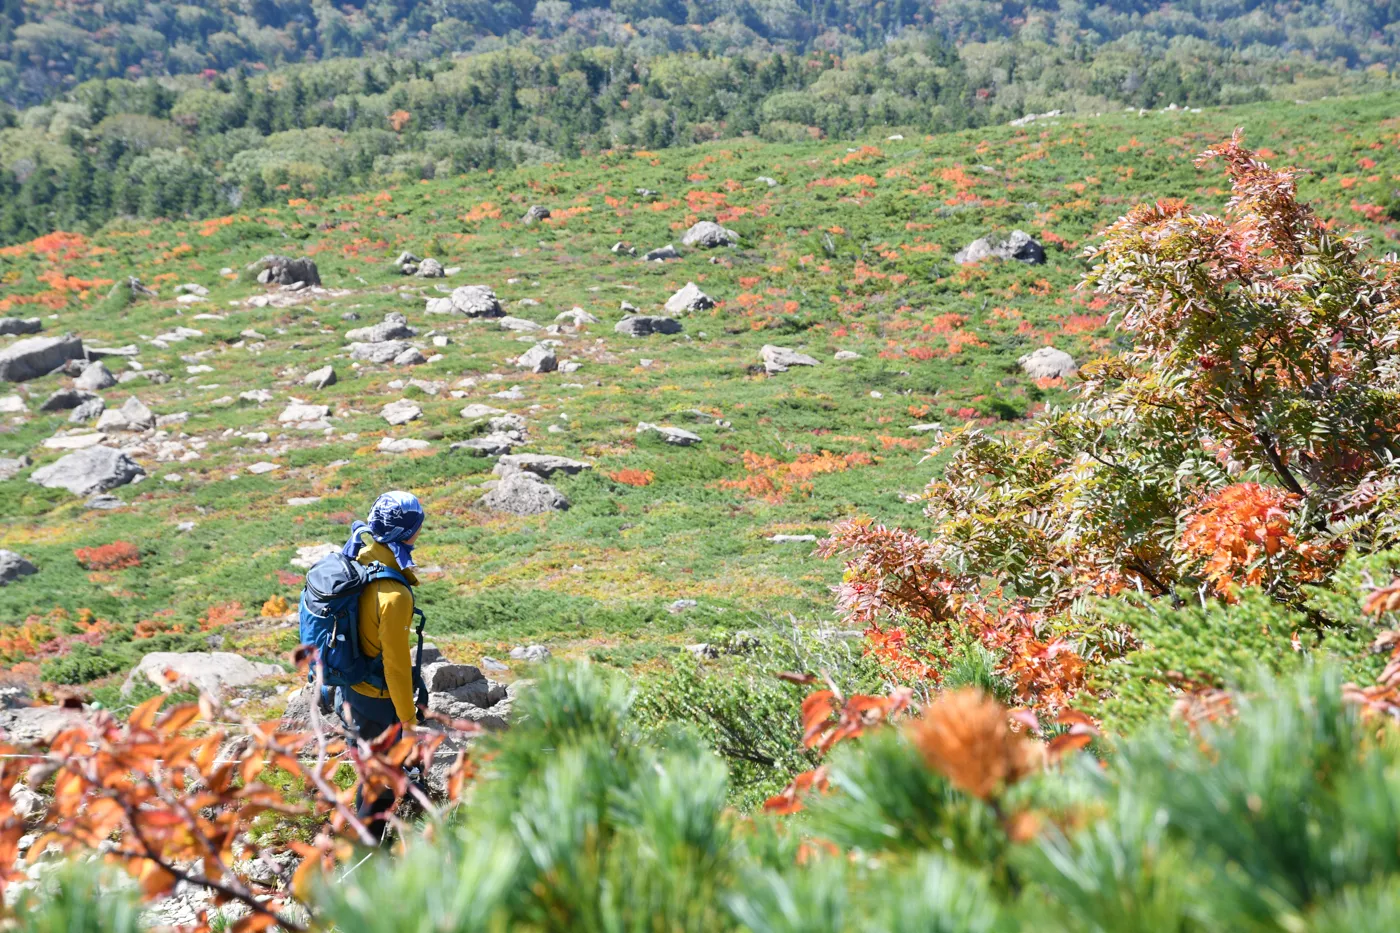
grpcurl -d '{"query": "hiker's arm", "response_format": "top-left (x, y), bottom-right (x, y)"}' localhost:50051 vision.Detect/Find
top-left (377, 586), bottom-right (417, 723)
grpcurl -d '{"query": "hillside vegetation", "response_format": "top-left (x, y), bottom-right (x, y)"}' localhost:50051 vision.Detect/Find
top-left (5, 1), bottom-right (1400, 244)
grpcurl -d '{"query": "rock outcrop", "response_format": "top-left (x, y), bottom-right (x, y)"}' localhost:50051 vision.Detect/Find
top-left (0, 334), bottom-right (84, 383)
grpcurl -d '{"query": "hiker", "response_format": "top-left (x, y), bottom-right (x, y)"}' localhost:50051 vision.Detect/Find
top-left (332, 490), bottom-right (425, 834)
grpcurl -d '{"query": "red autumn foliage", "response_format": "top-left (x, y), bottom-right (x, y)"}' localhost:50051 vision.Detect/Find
top-left (73, 541), bottom-right (141, 570)
top-left (608, 468), bottom-right (655, 487)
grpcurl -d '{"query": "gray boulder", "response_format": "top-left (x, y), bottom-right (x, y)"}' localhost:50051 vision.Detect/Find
top-left (643, 244), bottom-right (680, 262)
top-left (0, 706), bottom-right (85, 743)
top-left (39, 388), bottom-right (94, 412)
top-left (382, 399), bottom-right (422, 426)
top-left (664, 282), bottom-right (715, 315)
top-left (0, 318), bottom-right (41, 337)
top-left (509, 644), bottom-right (552, 663)
top-left (556, 307), bottom-right (599, 326)
top-left (521, 205), bottom-right (551, 225)
top-left (249, 255), bottom-right (321, 287)
top-left (393, 346), bottom-right (427, 366)
top-left (416, 257), bottom-right (445, 278)
top-left (761, 345), bottom-right (820, 374)
top-left (440, 285), bottom-right (504, 317)
top-left (451, 434), bottom-right (521, 456)
top-left (73, 360), bottom-right (116, 391)
top-left (481, 470), bottom-right (569, 515)
top-left (615, 316), bottom-right (682, 337)
top-left (494, 453), bottom-right (592, 478)
top-left (517, 344), bottom-right (558, 373)
top-left (303, 365), bottom-right (337, 389)
top-left (122, 652), bottom-right (282, 698)
top-left (350, 341), bottom-right (410, 364)
top-left (0, 550), bottom-right (37, 586)
top-left (96, 396), bottom-right (155, 432)
top-left (68, 397), bottom-right (105, 423)
top-left (953, 230), bottom-right (1045, 265)
top-left (498, 316), bottom-right (542, 332)
top-left (681, 221), bottom-right (739, 248)
top-left (0, 334), bottom-right (84, 383)
top-left (637, 422), bottom-right (701, 445)
top-left (0, 455), bottom-right (29, 481)
top-left (346, 313), bottom-right (415, 343)
top-left (422, 661), bottom-right (484, 692)
top-left (1018, 346), bottom-right (1077, 380)
top-left (30, 446), bottom-right (144, 495)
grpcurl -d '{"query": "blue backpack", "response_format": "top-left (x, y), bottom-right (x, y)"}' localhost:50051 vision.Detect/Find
top-left (298, 552), bottom-right (426, 700)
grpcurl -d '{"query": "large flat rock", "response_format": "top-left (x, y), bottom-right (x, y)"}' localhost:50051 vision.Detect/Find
top-left (0, 334), bottom-right (84, 383)
top-left (122, 652), bottom-right (283, 698)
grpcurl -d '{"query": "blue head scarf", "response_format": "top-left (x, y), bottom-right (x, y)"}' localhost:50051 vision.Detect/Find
top-left (342, 490), bottom-right (424, 569)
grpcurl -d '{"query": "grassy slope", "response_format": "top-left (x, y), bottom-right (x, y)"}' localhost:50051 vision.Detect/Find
top-left (2, 91), bottom-right (1400, 689)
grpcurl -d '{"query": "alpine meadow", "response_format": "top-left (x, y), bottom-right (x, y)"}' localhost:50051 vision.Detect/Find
top-left (6, 2), bottom-right (1400, 931)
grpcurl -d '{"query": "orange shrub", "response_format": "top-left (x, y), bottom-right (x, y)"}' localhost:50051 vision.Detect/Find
top-left (608, 469), bottom-right (655, 487)
top-left (73, 541), bottom-right (141, 570)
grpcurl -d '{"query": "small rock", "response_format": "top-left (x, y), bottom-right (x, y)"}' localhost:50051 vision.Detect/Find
top-left (1018, 346), bottom-right (1077, 380)
top-left (240, 389), bottom-right (274, 404)
top-left (768, 534), bottom-right (818, 543)
top-left (279, 403), bottom-right (329, 424)
top-left (834, 350), bottom-right (862, 361)
top-left (248, 462), bottom-right (280, 475)
top-left (0, 394), bottom-right (25, 414)
top-left (681, 220), bottom-right (739, 248)
top-left (664, 282), bottom-right (715, 315)
top-left (509, 644), bottom-right (551, 662)
top-left (908, 423), bottom-right (942, 433)
top-left (498, 316), bottom-right (543, 332)
top-left (494, 453), bottom-right (591, 478)
top-left (637, 422), bottom-right (701, 445)
top-left (521, 205), bottom-right (551, 225)
top-left (122, 652), bottom-right (282, 698)
top-left (667, 599), bottom-right (697, 614)
top-left (0, 550), bottom-right (38, 586)
top-left (615, 316), bottom-right (682, 337)
top-left (38, 388), bottom-right (94, 412)
top-left (379, 437), bottom-right (431, 453)
top-left (643, 244), bottom-right (680, 262)
top-left (954, 230), bottom-right (1045, 265)
top-left (460, 403), bottom-right (508, 420)
top-left (0, 317), bottom-right (41, 337)
top-left (517, 344), bottom-right (558, 373)
top-left (760, 345), bottom-right (819, 374)
top-left (95, 396), bottom-right (155, 432)
top-left (393, 347), bottom-right (427, 366)
top-left (382, 399), bottom-right (423, 426)
top-left (290, 543), bottom-right (338, 569)
top-left (556, 307), bottom-right (599, 326)
top-left (29, 446), bottom-right (144, 495)
top-left (67, 399), bottom-right (100, 424)
top-left (303, 365), bottom-right (337, 389)
top-left (0, 455), bottom-right (30, 480)
top-left (415, 258), bottom-right (445, 278)
top-left (481, 470), bottom-right (568, 514)
top-left (685, 643), bottom-right (720, 660)
top-left (74, 361), bottom-right (117, 391)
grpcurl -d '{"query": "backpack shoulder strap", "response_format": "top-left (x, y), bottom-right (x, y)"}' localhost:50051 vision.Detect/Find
top-left (364, 563), bottom-right (411, 590)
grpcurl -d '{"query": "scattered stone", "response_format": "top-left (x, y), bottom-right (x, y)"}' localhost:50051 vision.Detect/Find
top-left (303, 365), bottom-right (337, 389)
top-left (667, 599), bottom-right (698, 614)
top-left (122, 652), bottom-right (282, 698)
top-left (287, 496), bottom-right (321, 507)
top-left (615, 316), bottom-right (682, 337)
top-left (240, 389), bottom-right (274, 404)
top-left (509, 644), bottom-right (551, 662)
top-left (498, 315), bottom-right (543, 332)
top-left (278, 403), bottom-right (329, 423)
top-left (909, 423), bottom-right (942, 433)
top-left (429, 285), bottom-right (503, 317)
top-left (42, 432), bottom-right (103, 450)
top-left (643, 244), bottom-right (680, 262)
top-left (85, 492), bottom-right (124, 509)
top-left (756, 176), bottom-right (778, 187)
top-left (0, 317), bottom-right (41, 337)
top-left (0, 550), bottom-right (37, 586)
top-left (460, 404), bottom-right (508, 420)
top-left (29, 446), bottom-right (144, 495)
top-left (664, 282), bottom-right (715, 315)
top-left (0, 706), bottom-right (86, 744)
top-left (494, 453), bottom-right (592, 478)
top-left (421, 660), bottom-right (484, 692)
top-left (480, 657), bottom-right (509, 674)
top-left (290, 543), bottom-right (338, 569)
top-left (379, 437), bottom-right (430, 453)
top-left (451, 434), bottom-right (520, 456)
top-left (0, 394), bottom-right (24, 414)
top-left (556, 307), bottom-right (599, 326)
top-left (393, 346), bottom-right (427, 366)
top-left (96, 396), bottom-right (155, 432)
top-left (68, 397), bottom-right (105, 422)
top-left (611, 242), bottom-right (636, 255)
top-left (953, 230), bottom-right (1046, 265)
top-left (681, 220), bottom-right (739, 248)
top-left (481, 470), bottom-right (569, 515)
top-left (0, 455), bottom-right (29, 480)
top-left (1009, 109), bottom-right (1063, 127)
top-left (175, 283), bottom-right (210, 297)
top-left (433, 335), bottom-right (450, 347)
top-left (382, 399), bottom-right (423, 425)
top-left (834, 350), bottom-right (862, 361)
top-left (761, 345), bottom-right (819, 374)
top-left (39, 388), bottom-right (93, 412)
top-left (521, 205), bottom-right (551, 225)
top-left (87, 344), bottom-right (139, 358)
top-left (350, 341), bottom-right (408, 364)
top-left (346, 313), bottom-right (415, 343)
top-left (517, 344), bottom-right (558, 373)
top-left (248, 255), bottom-right (321, 286)
top-left (415, 258), bottom-right (445, 278)
top-left (637, 422), bottom-right (701, 445)
top-left (1018, 346), bottom-right (1078, 380)
top-left (768, 534), bottom-right (818, 543)
top-left (247, 462), bottom-right (280, 475)
top-left (0, 334), bottom-right (85, 383)
top-left (685, 643), bottom-right (720, 660)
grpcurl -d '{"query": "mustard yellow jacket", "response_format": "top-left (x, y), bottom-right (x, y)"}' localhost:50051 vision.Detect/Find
top-left (349, 532), bottom-right (419, 723)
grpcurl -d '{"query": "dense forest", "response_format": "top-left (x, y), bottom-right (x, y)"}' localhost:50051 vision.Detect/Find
top-left (2, 0), bottom-right (1400, 244)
